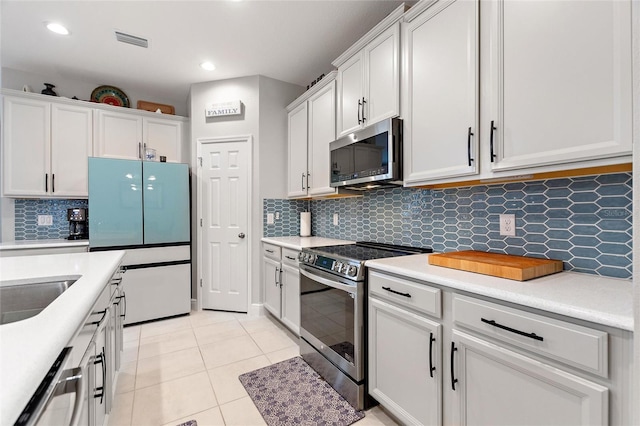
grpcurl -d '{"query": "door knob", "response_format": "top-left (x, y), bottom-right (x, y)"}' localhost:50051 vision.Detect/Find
top-left (238, 233), bottom-right (246, 239)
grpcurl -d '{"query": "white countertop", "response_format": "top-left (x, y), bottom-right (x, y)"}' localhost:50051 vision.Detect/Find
top-left (366, 254), bottom-right (633, 331)
top-left (0, 239), bottom-right (89, 250)
top-left (0, 251), bottom-right (125, 425)
top-left (261, 236), bottom-right (355, 250)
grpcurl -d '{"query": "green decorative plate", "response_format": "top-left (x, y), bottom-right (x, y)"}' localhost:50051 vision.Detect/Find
top-left (91, 85), bottom-right (130, 108)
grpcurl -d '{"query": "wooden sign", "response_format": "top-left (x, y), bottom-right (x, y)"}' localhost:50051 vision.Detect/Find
top-left (205, 100), bottom-right (242, 117)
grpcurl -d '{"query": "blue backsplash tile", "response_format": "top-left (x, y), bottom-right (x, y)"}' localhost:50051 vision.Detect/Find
top-left (263, 173), bottom-right (632, 279)
top-left (15, 199), bottom-right (88, 240)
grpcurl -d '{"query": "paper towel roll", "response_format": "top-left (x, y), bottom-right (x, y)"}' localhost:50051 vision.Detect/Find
top-left (300, 212), bottom-right (311, 237)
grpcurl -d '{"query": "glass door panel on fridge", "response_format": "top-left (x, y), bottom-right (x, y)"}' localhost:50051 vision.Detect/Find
top-left (143, 162), bottom-right (190, 244)
top-left (88, 158), bottom-right (143, 248)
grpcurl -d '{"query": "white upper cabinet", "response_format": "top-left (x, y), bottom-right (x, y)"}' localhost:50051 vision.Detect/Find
top-left (287, 72), bottom-right (338, 199)
top-left (287, 102), bottom-right (309, 198)
top-left (143, 118), bottom-right (182, 163)
top-left (50, 104), bottom-right (94, 197)
top-left (94, 110), bottom-right (143, 160)
top-left (94, 110), bottom-right (185, 162)
top-left (402, 0), bottom-right (479, 185)
top-left (403, 0), bottom-right (633, 186)
top-left (334, 5), bottom-right (406, 138)
top-left (486, 0), bottom-right (632, 172)
top-left (307, 80), bottom-right (337, 197)
top-left (3, 94), bottom-right (93, 198)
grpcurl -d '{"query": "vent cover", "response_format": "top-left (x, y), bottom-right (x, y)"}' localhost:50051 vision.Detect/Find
top-left (115, 31), bottom-right (148, 48)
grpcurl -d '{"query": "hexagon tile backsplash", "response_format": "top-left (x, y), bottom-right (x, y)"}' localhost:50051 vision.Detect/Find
top-left (15, 199), bottom-right (88, 240)
top-left (264, 173), bottom-right (632, 279)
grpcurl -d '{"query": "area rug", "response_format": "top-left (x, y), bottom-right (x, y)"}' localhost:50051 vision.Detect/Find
top-left (239, 356), bottom-right (365, 426)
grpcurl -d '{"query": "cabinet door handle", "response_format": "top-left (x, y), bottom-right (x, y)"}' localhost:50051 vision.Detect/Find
top-left (279, 269), bottom-right (283, 288)
top-left (381, 286), bottom-right (411, 298)
top-left (450, 342), bottom-right (458, 391)
top-left (481, 318), bottom-right (544, 341)
top-left (489, 120), bottom-right (497, 162)
top-left (138, 142), bottom-right (142, 159)
top-left (429, 332), bottom-right (436, 378)
top-left (357, 98), bottom-right (362, 125)
top-left (121, 291), bottom-right (127, 319)
top-left (45, 173), bottom-right (48, 192)
top-left (306, 172), bottom-right (310, 189)
top-left (467, 127), bottom-right (475, 167)
top-left (301, 173), bottom-right (305, 191)
top-left (52, 174), bottom-right (55, 193)
top-left (93, 347), bottom-right (106, 404)
top-left (361, 97), bottom-right (367, 123)
top-left (274, 267), bottom-right (280, 285)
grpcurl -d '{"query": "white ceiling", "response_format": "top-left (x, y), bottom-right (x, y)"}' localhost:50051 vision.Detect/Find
top-left (1, 1), bottom-right (408, 109)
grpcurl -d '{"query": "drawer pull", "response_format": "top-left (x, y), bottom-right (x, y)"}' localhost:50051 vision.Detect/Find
top-left (429, 333), bottom-right (436, 378)
top-left (382, 286), bottom-right (411, 298)
top-left (266, 249), bottom-right (275, 253)
top-left (481, 318), bottom-right (544, 342)
top-left (285, 256), bottom-right (297, 261)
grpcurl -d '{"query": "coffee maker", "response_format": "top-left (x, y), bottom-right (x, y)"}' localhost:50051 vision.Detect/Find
top-left (67, 208), bottom-right (88, 240)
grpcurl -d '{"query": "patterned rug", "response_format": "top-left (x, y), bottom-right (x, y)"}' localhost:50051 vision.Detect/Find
top-left (239, 356), bottom-right (365, 426)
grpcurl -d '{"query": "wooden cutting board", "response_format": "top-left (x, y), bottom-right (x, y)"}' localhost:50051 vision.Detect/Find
top-left (428, 251), bottom-right (563, 281)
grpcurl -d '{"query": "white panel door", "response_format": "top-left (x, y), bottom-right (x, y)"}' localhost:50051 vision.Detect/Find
top-left (488, 0), bottom-right (632, 171)
top-left (287, 103), bottom-right (309, 198)
top-left (450, 329), bottom-right (608, 425)
top-left (364, 23), bottom-right (400, 127)
top-left (403, 0), bottom-right (479, 184)
top-left (307, 80), bottom-right (337, 197)
top-left (94, 110), bottom-right (143, 160)
top-left (51, 103), bottom-right (93, 197)
top-left (337, 53), bottom-right (364, 137)
top-left (200, 138), bottom-right (250, 312)
top-left (143, 118), bottom-right (182, 162)
top-left (369, 297), bottom-right (442, 426)
top-left (2, 96), bottom-right (50, 196)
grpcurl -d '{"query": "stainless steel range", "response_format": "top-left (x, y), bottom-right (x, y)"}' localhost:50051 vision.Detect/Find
top-left (298, 242), bottom-right (432, 410)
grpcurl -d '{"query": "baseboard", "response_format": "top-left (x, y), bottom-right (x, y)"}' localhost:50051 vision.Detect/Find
top-left (249, 303), bottom-right (265, 317)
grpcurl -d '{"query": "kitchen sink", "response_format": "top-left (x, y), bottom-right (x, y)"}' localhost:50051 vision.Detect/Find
top-left (0, 277), bottom-right (80, 325)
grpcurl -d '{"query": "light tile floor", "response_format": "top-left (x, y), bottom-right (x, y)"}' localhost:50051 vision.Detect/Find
top-left (108, 310), bottom-right (400, 426)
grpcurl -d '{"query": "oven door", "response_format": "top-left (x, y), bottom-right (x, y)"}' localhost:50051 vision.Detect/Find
top-left (299, 265), bottom-right (364, 382)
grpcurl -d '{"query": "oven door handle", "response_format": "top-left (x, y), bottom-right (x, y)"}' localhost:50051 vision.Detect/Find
top-left (299, 267), bottom-right (357, 294)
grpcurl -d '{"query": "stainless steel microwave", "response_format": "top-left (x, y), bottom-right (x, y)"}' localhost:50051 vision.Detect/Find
top-left (330, 117), bottom-right (402, 189)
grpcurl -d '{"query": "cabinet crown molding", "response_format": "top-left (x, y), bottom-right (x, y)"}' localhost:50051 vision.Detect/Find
top-left (286, 71), bottom-right (337, 112)
top-left (331, 3), bottom-right (409, 68)
top-left (1, 88), bottom-right (188, 122)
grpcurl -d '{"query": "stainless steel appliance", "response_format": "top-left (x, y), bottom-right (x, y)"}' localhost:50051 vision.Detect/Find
top-left (330, 117), bottom-right (402, 189)
top-left (67, 208), bottom-right (88, 240)
top-left (298, 242), bottom-right (432, 410)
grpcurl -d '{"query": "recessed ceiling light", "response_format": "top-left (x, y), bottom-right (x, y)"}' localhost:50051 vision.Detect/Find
top-left (46, 22), bottom-right (70, 35)
top-left (200, 61), bottom-right (216, 71)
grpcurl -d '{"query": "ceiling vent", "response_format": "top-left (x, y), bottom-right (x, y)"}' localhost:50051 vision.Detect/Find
top-left (115, 31), bottom-right (148, 48)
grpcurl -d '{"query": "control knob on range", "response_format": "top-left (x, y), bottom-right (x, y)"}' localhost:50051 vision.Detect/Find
top-left (333, 262), bottom-right (343, 272)
top-left (308, 254), bottom-right (316, 263)
top-left (298, 252), bottom-right (304, 261)
top-left (346, 265), bottom-right (358, 277)
top-left (303, 253), bottom-right (310, 262)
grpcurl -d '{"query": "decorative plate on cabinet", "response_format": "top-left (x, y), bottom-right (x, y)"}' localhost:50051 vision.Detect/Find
top-left (91, 85), bottom-right (130, 108)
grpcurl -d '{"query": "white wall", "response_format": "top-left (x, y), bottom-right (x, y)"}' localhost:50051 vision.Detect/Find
top-left (189, 75), bottom-right (303, 310)
top-left (1, 67), bottom-right (189, 116)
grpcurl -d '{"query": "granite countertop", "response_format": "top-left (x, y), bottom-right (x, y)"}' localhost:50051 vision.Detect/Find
top-left (261, 236), bottom-right (355, 250)
top-left (0, 239), bottom-right (89, 250)
top-left (366, 254), bottom-right (633, 331)
top-left (0, 251), bottom-right (125, 425)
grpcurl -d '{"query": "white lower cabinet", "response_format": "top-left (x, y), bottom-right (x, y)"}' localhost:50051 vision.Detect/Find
top-left (450, 329), bottom-right (607, 425)
top-left (367, 270), bottom-right (632, 426)
top-left (262, 243), bottom-right (300, 335)
top-left (369, 297), bottom-right (441, 425)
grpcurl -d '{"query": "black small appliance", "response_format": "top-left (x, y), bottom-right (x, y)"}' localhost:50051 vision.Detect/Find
top-left (67, 208), bottom-right (88, 240)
